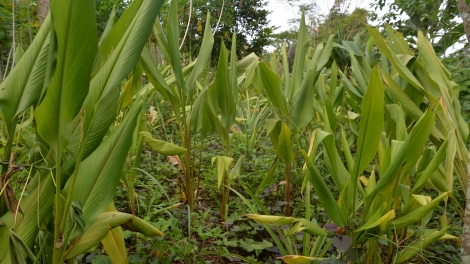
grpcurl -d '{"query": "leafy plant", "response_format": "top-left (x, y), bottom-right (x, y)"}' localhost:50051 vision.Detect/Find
top-left (0, 0), bottom-right (166, 262)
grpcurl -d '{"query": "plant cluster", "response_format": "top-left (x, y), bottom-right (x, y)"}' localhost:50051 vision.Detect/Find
top-left (0, 0), bottom-right (468, 263)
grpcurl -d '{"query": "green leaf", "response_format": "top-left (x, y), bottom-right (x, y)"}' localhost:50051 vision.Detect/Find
top-left (65, 101), bottom-right (142, 229)
top-left (101, 202), bottom-right (128, 264)
top-left (97, 5), bottom-right (117, 50)
top-left (366, 109), bottom-right (435, 206)
top-left (366, 25), bottom-right (434, 101)
top-left (140, 46), bottom-right (180, 113)
top-left (392, 192), bottom-right (448, 229)
top-left (65, 212), bottom-right (163, 259)
top-left (0, 15), bottom-right (50, 132)
top-left (266, 120), bottom-right (294, 163)
top-left (141, 131), bottom-right (187, 156)
top-left (287, 219), bottom-right (329, 236)
top-left (351, 66), bottom-right (384, 191)
top-left (212, 156), bottom-right (234, 189)
top-left (259, 63), bottom-right (288, 116)
top-left (416, 31), bottom-right (469, 140)
top-left (289, 10), bottom-right (310, 100)
top-left (167, 0), bottom-right (185, 93)
top-left (291, 69), bottom-right (318, 130)
top-left (185, 12), bottom-right (214, 95)
top-left (301, 149), bottom-right (347, 227)
top-left (35, 1), bottom-right (97, 153)
top-left (412, 140), bottom-right (448, 193)
top-left (67, 0), bottom-right (163, 172)
top-left (278, 255), bottom-right (325, 264)
top-left (246, 214), bottom-right (296, 226)
top-left (394, 227), bottom-right (448, 263)
top-left (385, 24), bottom-right (413, 56)
top-left (356, 206), bottom-right (395, 232)
top-left (211, 41), bottom-right (235, 128)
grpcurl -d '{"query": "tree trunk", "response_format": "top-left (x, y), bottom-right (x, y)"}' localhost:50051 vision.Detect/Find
top-left (456, 0), bottom-right (470, 44)
top-left (456, 2), bottom-right (470, 261)
top-left (461, 146), bottom-right (470, 263)
top-left (37, 0), bottom-right (49, 26)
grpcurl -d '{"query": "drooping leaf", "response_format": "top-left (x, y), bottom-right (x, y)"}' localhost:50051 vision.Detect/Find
top-left (141, 131), bottom-right (187, 156)
top-left (64, 212), bottom-right (163, 259)
top-left (277, 255), bottom-right (325, 264)
top-left (101, 202), bottom-right (128, 264)
top-left (246, 214), bottom-right (296, 226)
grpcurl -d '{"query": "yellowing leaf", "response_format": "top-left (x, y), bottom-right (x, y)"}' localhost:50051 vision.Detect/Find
top-left (277, 255), bottom-right (325, 264)
top-left (141, 131), bottom-right (187, 156)
top-left (212, 156), bottom-right (233, 189)
top-left (246, 214), bottom-right (296, 226)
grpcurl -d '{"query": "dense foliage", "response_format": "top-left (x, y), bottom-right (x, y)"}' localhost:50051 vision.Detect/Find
top-left (0, 0), bottom-right (469, 263)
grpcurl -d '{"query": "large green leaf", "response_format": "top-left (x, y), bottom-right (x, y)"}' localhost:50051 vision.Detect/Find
top-left (140, 46), bottom-right (180, 112)
top-left (266, 120), bottom-right (294, 163)
top-left (62, 0), bottom-right (163, 180)
top-left (412, 140), bottom-right (448, 193)
top-left (288, 10), bottom-right (309, 100)
top-left (0, 15), bottom-right (50, 132)
top-left (416, 31), bottom-right (469, 140)
top-left (65, 101), bottom-right (142, 229)
top-left (385, 24), bottom-right (413, 56)
top-left (35, 1), bottom-right (97, 153)
top-left (366, 26), bottom-right (435, 101)
top-left (185, 12), bottom-right (214, 96)
top-left (301, 149), bottom-right (347, 226)
top-left (166, 0), bottom-right (185, 94)
top-left (291, 69), bottom-right (318, 130)
top-left (97, 5), bottom-right (117, 50)
top-left (366, 109), bottom-right (435, 207)
top-left (351, 67), bottom-right (384, 193)
top-left (392, 192), bottom-right (448, 229)
top-left (211, 41), bottom-right (235, 128)
top-left (259, 63), bottom-right (288, 115)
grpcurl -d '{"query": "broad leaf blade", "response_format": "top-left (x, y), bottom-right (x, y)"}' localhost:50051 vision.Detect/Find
top-left (351, 67), bottom-right (384, 190)
top-left (0, 15), bottom-right (50, 132)
top-left (35, 1), bottom-right (97, 152)
top-left (66, 101), bottom-right (142, 229)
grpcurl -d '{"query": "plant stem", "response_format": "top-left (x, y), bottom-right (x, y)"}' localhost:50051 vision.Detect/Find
top-left (53, 148), bottom-right (62, 263)
top-left (129, 133), bottom-right (144, 215)
top-left (0, 121), bottom-right (17, 216)
top-left (303, 180), bottom-right (311, 255)
top-left (285, 161), bottom-right (291, 216)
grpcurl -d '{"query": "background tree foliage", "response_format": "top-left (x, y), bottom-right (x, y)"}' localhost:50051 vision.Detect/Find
top-left (161, 0), bottom-right (276, 61)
